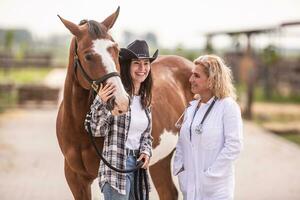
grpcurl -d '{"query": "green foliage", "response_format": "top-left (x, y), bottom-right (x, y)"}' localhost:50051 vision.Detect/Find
top-left (0, 91), bottom-right (17, 113)
top-left (0, 67), bottom-right (52, 113)
top-left (255, 86), bottom-right (300, 103)
top-left (236, 83), bottom-right (300, 103)
top-left (0, 67), bottom-right (52, 84)
top-left (261, 45), bottom-right (280, 66)
top-left (235, 83), bottom-right (247, 96)
top-left (5, 30), bottom-right (14, 52)
top-left (280, 133), bottom-right (300, 146)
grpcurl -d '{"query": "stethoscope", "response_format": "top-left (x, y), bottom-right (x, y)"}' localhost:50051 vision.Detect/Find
top-left (175, 97), bottom-right (217, 141)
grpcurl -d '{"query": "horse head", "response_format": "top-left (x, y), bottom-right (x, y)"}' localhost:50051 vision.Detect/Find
top-left (58, 7), bottom-right (129, 115)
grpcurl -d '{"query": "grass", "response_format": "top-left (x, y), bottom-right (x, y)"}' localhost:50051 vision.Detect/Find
top-left (236, 83), bottom-right (300, 104)
top-left (253, 86), bottom-right (300, 103)
top-left (0, 91), bottom-right (17, 113)
top-left (252, 101), bottom-right (300, 147)
top-left (0, 67), bottom-right (53, 113)
top-left (241, 82), bottom-right (300, 146)
top-left (280, 133), bottom-right (300, 146)
top-left (0, 67), bottom-right (52, 84)
top-left (256, 117), bottom-right (300, 147)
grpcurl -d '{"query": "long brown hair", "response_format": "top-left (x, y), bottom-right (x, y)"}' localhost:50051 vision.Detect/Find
top-left (120, 60), bottom-right (152, 109)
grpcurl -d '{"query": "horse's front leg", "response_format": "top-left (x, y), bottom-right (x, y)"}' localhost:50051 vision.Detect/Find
top-left (150, 151), bottom-right (178, 200)
top-left (64, 159), bottom-right (94, 200)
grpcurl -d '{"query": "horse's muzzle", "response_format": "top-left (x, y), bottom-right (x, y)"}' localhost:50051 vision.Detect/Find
top-left (106, 92), bottom-right (130, 116)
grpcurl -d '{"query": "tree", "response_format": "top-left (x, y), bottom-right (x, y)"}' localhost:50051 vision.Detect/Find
top-left (261, 45), bottom-right (280, 100)
top-left (5, 30), bottom-right (14, 53)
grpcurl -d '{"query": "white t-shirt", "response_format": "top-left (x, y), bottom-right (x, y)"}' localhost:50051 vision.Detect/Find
top-left (125, 96), bottom-right (148, 150)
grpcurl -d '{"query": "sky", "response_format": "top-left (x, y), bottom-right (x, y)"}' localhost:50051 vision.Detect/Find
top-left (1, 0), bottom-right (300, 48)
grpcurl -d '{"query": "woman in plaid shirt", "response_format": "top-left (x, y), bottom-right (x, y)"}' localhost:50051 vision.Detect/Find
top-left (85, 40), bottom-right (158, 200)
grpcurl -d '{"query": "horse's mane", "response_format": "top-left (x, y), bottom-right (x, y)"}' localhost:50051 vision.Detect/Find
top-left (79, 19), bottom-right (106, 39)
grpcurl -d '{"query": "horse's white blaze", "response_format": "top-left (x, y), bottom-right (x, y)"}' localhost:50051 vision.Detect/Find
top-left (150, 129), bottom-right (178, 166)
top-left (93, 39), bottom-right (128, 111)
top-left (92, 39), bottom-right (116, 73)
top-left (106, 76), bottom-right (128, 104)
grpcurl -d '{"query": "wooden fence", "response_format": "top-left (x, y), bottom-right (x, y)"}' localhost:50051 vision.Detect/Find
top-left (0, 53), bottom-right (52, 68)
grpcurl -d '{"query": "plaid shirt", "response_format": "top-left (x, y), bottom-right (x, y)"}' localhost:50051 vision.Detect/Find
top-left (84, 96), bottom-right (153, 195)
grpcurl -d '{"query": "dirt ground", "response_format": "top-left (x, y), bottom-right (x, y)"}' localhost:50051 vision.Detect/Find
top-left (1, 107), bottom-right (300, 200)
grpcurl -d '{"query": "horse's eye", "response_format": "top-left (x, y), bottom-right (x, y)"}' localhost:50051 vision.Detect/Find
top-left (85, 54), bottom-right (92, 61)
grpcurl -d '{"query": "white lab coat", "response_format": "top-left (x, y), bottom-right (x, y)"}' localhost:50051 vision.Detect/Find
top-left (173, 97), bottom-right (243, 200)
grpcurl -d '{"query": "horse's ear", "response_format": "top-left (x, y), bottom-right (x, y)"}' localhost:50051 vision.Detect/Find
top-left (58, 15), bottom-right (81, 37)
top-left (101, 6), bottom-right (120, 30)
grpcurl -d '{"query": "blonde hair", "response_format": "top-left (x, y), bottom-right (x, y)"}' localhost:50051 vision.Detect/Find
top-left (193, 54), bottom-right (236, 100)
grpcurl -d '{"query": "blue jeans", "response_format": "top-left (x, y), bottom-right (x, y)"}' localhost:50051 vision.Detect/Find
top-left (102, 155), bottom-right (137, 200)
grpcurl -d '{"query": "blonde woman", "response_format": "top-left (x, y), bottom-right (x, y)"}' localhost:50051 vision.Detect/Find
top-left (173, 55), bottom-right (243, 200)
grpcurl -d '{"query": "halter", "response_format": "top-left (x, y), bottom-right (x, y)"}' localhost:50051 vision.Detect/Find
top-left (73, 38), bottom-right (120, 92)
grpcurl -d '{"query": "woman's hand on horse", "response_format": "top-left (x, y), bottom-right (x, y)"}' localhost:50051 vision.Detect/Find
top-left (98, 83), bottom-right (116, 103)
top-left (137, 153), bottom-right (150, 169)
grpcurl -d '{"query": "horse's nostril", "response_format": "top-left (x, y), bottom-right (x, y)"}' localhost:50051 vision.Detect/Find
top-left (118, 110), bottom-right (122, 114)
top-left (106, 96), bottom-right (116, 111)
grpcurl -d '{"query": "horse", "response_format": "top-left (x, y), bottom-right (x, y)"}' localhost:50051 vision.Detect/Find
top-left (56, 7), bottom-right (194, 200)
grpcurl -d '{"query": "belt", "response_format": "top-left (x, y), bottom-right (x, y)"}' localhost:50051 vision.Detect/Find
top-left (126, 148), bottom-right (140, 156)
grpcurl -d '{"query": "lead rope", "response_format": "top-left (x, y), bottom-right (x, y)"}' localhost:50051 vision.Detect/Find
top-left (134, 169), bottom-right (149, 200)
top-left (86, 120), bottom-right (149, 200)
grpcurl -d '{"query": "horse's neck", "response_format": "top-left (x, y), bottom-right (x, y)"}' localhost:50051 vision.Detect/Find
top-left (63, 43), bottom-right (91, 120)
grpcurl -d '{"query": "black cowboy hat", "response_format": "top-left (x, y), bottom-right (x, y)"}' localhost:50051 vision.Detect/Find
top-left (119, 40), bottom-right (159, 63)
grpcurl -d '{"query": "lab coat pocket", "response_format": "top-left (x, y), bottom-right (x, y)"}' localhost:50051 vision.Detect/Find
top-left (178, 169), bottom-right (188, 193)
top-left (203, 171), bottom-right (233, 199)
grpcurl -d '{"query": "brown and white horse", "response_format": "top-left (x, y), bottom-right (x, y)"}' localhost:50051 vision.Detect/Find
top-left (56, 7), bottom-right (194, 200)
